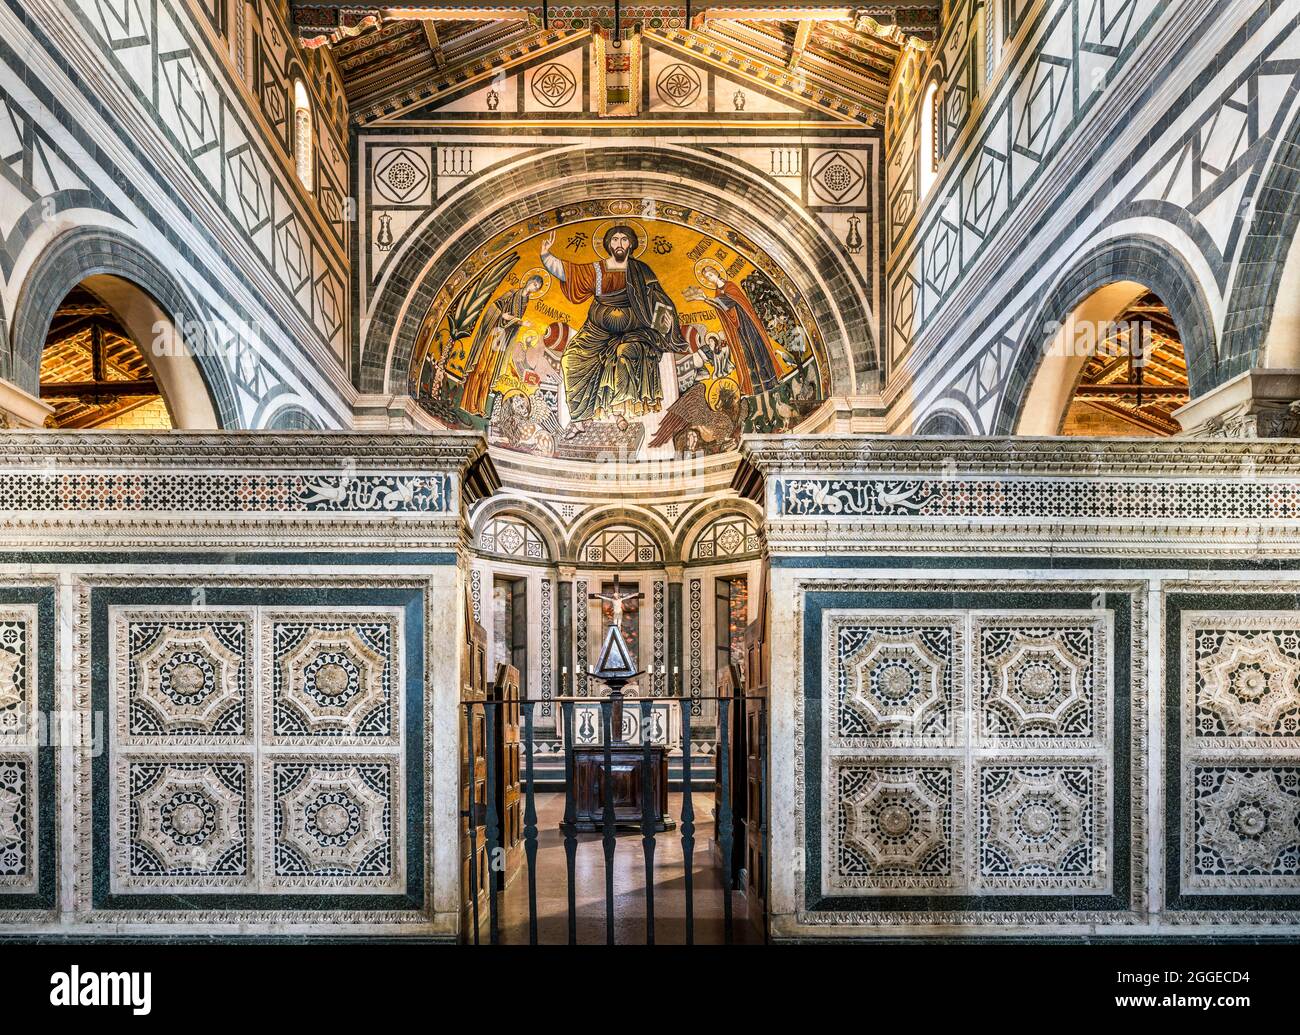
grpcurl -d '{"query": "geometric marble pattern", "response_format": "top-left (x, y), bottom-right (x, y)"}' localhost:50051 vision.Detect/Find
top-left (822, 605), bottom-right (1113, 897)
top-left (108, 604), bottom-right (406, 897)
top-left (1186, 614), bottom-right (1300, 749)
top-left (268, 616), bottom-right (397, 745)
top-left (831, 760), bottom-right (958, 890)
top-left (1180, 610), bottom-right (1300, 896)
top-left (269, 759), bottom-right (400, 890)
top-left (1188, 766), bottom-right (1300, 890)
top-left (0, 609), bottom-right (36, 743)
top-left (0, 755), bottom-right (31, 888)
top-left (122, 758), bottom-right (250, 888)
top-left (121, 616), bottom-right (250, 743)
top-left (977, 763), bottom-right (1105, 890)
top-left (829, 615), bottom-right (961, 747)
top-left (975, 616), bottom-right (1107, 748)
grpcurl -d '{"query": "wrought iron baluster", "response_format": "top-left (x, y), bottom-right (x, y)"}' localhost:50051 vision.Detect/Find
top-left (718, 695), bottom-right (734, 944)
top-left (483, 700), bottom-right (501, 945)
top-left (464, 702), bottom-right (481, 945)
top-left (758, 697), bottom-right (768, 944)
top-left (561, 700), bottom-right (578, 946)
top-left (600, 698), bottom-right (617, 946)
top-left (639, 699), bottom-right (656, 945)
top-left (522, 700), bottom-right (539, 946)
top-left (680, 698), bottom-right (695, 945)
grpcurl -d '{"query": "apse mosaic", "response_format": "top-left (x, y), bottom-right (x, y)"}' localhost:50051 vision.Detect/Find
top-left (409, 199), bottom-right (827, 461)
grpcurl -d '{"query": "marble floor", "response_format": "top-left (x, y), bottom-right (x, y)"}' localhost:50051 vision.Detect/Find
top-left (480, 792), bottom-right (761, 945)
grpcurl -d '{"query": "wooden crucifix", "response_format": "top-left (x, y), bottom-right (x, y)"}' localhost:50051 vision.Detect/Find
top-left (589, 575), bottom-right (643, 629)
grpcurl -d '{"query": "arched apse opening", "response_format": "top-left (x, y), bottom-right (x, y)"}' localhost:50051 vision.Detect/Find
top-left (10, 228), bottom-right (238, 428)
top-left (363, 145), bottom-right (878, 406)
top-left (37, 283), bottom-right (175, 428)
top-left (915, 409), bottom-right (973, 436)
top-left (265, 403), bottom-right (324, 431)
top-left (997, 235), bottom-right (1216, 436)
top-left (1221, 98), bottom-right (1300, 376)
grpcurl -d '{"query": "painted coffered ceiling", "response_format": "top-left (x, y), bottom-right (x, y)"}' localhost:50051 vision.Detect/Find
top-left (290, 3), bottom-right (939, 119)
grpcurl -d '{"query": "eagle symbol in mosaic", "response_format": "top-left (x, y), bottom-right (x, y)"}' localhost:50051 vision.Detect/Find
top-left (132, 625), bottom-right (246, 736)
top-left (1196, 631), bottom-right (1300, 737)
top-left (839, 765), bottom-right (952, 881)
top-left (1195, 768), bottom-right (1300, 875)
top-left (979, 766), bottom-right (1096, 881)
top-left (130, 763), bottom-right (247, 878)
top-left (275, 764), bottom-right (392, 879)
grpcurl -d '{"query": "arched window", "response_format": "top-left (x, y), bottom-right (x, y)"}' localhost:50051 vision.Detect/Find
top-left (293, 78), bottom-right (313, 191)
top-left (919, 80), bottom-right (941, 197)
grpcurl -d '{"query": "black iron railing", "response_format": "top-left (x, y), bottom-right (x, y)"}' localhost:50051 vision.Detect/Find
top-left (460, 693), bottom-right (767, 945)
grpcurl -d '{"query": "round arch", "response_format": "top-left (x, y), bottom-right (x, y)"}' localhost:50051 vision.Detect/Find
top-left (914, 408), bottom-right (973, 436)
top-left (1221, 97), bottom-right (1300, 375)
top-left (264, 403), bottom-right (324, 431)
top-left (675, 498), bottom-right (765, 561)
top-left (565, 506), bottom-right (675, 566)
top-left (469, 497), bottom-right (566, 563)
top-left (10, 227), bottom-right (238, 428)
top-left (995, 234), bottom-right (1217, 436)
top-left (363, 145), bottom-right (878, 400)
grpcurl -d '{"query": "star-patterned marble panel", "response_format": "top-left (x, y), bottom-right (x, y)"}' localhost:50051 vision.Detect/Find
top-left (117, 613), bottom-right (252, 745)
top-left (265, 613), bottom-right (399, 747)
top-left (977, 762), bottom-right (1106, 890)
top-left (267, 758), bottom-right (401, 891)
top-left (119, 757), bottom-right (251, 889)
top-left (1180, 611), bottom-right (1300, 896)
top-left (0, 608), bottom-right (37, 744)
top-left (828, 614), bottom-right (963, 748)
top-left (821, 605), bottom-right (1113, 898)
top-left (829, 759), bottom-right (960, 891)
top-left (107, 602), bottom-right (407, 899)
top-left (0, 754), bottom-right (32, 890)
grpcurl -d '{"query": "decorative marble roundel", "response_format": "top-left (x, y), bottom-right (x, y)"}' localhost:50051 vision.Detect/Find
top-left (408, 198), bottom-right (827, 462)
top-left (656, 63), bottom-right (702, 107)
top-left (530, 63), bottom-right (577, 107)
top-left (1193, 766), bottom-right (1300, 879)
top-left (1195, 629), bottom-right (1300, 737)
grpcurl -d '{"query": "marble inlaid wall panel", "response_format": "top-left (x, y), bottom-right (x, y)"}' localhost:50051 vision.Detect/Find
top-left (819, 600), bottom-right (1117, 906)
top-left (95, 588), bottom-right (423, 918)
top-left (1166, 593), bottom-right (1300, 920)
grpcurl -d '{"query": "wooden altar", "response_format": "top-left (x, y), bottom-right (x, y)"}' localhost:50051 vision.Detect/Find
top-left (571, 743), bottom-right (674, 832)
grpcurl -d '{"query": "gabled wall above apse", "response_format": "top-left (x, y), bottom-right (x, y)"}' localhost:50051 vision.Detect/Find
top-left (352, 24), bottom-right (886, 462)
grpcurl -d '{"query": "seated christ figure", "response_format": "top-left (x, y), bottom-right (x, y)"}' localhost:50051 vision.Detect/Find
top-left (541, 225), bottom-right (688, 438)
